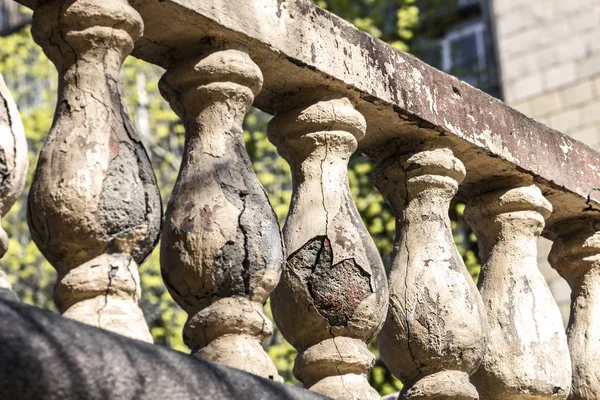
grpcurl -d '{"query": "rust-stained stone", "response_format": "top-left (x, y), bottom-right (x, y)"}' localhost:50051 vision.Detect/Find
top-left (289, 236), bottom-right (372, 327)
top-left (269, 97), bottom-right (388, 399)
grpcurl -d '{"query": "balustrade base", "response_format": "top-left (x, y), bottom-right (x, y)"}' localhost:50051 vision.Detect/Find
top-left (63, 296), bottom-right (152, 343)
top-left (309, 374), bottom-right (379, 400)
top-left (193, 333), bottom-right (282, 382)
top-left (184, 297), bottom-right (281, 381)
top-left (401, 371), bottom-right (478, 400)
top-left (55, 254), bottom-right (152, 343)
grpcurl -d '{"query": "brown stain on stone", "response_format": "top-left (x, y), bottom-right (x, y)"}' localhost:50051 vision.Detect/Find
top-left (288, 236), bottom-right (372, 326)
top-left (108, 135), bottom-right (119, 161)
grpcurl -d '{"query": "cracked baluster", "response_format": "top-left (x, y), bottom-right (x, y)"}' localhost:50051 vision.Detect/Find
top-left (0, 75), bottom-right (28, 301)
top-left (267, 97), bottom-right (388, 399)
top-left (464, 184), bottom-right (571, 399)
top-left (27, 0), bottom-right (162, 342)
top-left (373, 147), bottom-right (487, 400)
top-left (549, 218), bottom-right (600, 400)
top-left (159, 48), bottom-right (284, 380)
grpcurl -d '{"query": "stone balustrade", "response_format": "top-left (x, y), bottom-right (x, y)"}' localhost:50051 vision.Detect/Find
top-left (0, 74), bottom-right (27, 302)
top-left (159, 45), bottom-right (284, 380)
top-left (27, 0), bottom-right (162, 343)
top-left (268, 97), bottom-right (388, 398)
top-left (373, 144), bottom-right (487, 400)
top-left (6, 0), bottom-right (600, 399)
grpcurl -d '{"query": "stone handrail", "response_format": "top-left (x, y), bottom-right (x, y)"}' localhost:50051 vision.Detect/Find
top-left (6, 0), bottom-right (600, 399)
top-left (124, 0), bottom-right (600, 234)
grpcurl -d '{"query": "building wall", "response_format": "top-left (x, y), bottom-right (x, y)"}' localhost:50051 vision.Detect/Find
top-left (492, 0), bottom-right (600, 322)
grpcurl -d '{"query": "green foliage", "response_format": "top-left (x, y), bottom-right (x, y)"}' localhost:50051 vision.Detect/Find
top-left (0, 3), bottom-right (480, 397)
top-left (312, 0), bottom-right (419, 51)
top-left (0, 25), bottom-right (56, 309)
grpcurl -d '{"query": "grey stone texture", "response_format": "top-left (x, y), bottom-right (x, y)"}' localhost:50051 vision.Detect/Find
top-left (493, 2), bottom-right (600, 397)
top-left (15, 0), bottom-right (600, 239)
top-left (493, 0), bottom-right (600, 147)
top-left (9, 0), bottom-right (600, 399)
top-left (549, 218), bottom-right (600, 400)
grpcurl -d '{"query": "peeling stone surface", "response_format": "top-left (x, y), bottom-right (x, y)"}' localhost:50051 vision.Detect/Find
top-left (0, 74), bottom-right (27, 297)
top-left (159, 46), bottom-right (284, 380)
top-left (26, 0), bottom-right (162, 343)
top-left (268, 98), bottom-right (388, 399)
top-left (373, 146), bottom-right (487, 400)
top-left (289, 236), bottom-right (372, 327)
top-left (465, 184), bottom-right (571, 399)
top-left (549, 218), bottom-right (600, 400)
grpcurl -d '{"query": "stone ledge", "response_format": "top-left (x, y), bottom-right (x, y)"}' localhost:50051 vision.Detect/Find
top-left (18, 0), bottom-right (600, 235)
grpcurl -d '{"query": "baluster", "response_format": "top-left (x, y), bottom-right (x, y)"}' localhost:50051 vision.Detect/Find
top-left (373, 146), bottom-right (487, 400)
top-left (549, 218), bottom-right (600, 400)
top-left (267, 97), bottom-right (388, 399)
top-left (158, 46), bottom-right (284, 380)
top-left (464, 184), bottom-right (571, 399)
top-left (27, 0), bottom-right (162, 342)
top-left (0, 75), bottom-right (28, 301)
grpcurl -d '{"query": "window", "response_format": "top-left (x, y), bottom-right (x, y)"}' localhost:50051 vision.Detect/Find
top-left (0, 3), bottom-right (7, 32)
top-left (458, 0), bottom-right (481, 9)
top-left (441, 21), bottom-right (486, 86)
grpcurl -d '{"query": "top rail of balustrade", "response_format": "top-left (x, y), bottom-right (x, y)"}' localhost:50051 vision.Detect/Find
top-left (17, 0), bottom-right (600, 236)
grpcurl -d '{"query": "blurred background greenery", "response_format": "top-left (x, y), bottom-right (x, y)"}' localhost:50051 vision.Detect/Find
top-left (0, 1), bottom-right (481, 396)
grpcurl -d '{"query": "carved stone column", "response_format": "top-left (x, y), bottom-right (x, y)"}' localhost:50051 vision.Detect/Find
top-left (27, 0), bottom-right (162, 342)
top-left (159, 47), bottom-right (284, 380)
top-left (0, 75), bottom-right (28, 301)
top-left (373, 147), bottom-right (487, 400)
top-left (549, 218), bottom-right (600, 400)
top-left (267, 97), bottom-right (388, 399)
top-left (465, 184), bottom-right (571, 399)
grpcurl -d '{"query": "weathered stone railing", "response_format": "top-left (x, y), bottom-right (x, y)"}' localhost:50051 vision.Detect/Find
top-left (0, 73), bottom-right (27, 302)
top-left (4, 0), bottom-right (600, 399)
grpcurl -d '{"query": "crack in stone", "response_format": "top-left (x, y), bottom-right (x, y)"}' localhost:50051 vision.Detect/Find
top-left (402, 165), bottom-right (426, 385)
top-left (402, 216), bottom-right (424, 383)
top-left (320, 101), bottom-right (339, 238)
top-left (585, 188), bottom-right (600, 213)
top-left (124, 258), bottom-right (137, 303)
top-left (98, 263), bottom-right (120, 329)
top-left (320, 134), bottom-right (330, 237)
top-left (330, 329), bottom-right (353, 398)
top-left (238, 190), bottom-right (251, 295)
